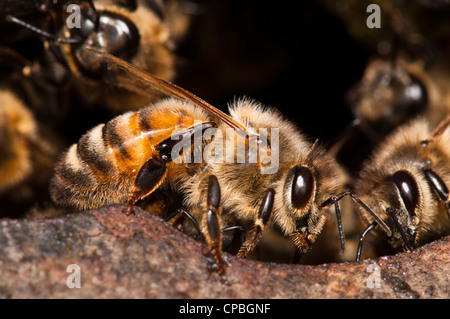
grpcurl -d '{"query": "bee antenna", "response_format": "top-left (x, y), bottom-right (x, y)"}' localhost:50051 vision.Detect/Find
top-left (325, 118), bottom-right (360, 158)
top-left (389, 33), bottom-right (400, 73)
top-left (321, 190), bottom-right (393, 237)
top-left (6, 15), bottom-right (82, 44)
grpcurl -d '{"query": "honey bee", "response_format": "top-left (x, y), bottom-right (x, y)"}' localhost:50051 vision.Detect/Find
top-left (346, 58), bottom-right (429, 142)
top-left (50, 49), bottom-right (347, 273)
top-left (60, 0), bottom-right (178, 111)
top-left (321, 1), bottom-right (450, 166)
top-left (346, 55), bottom-right (450, 139)
top-left (326, 115), bottom-right (450, 260)
top-left (6, 0), bottom-right (189, 113)
top-left (0, 87), bottom-right (60, 217)
top-left (332, 56), bottom-right (450, 175)
top-left (0, 89), bottom-right (37, 193)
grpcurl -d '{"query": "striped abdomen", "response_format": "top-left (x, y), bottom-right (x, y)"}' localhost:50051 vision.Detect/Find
top-left (50, 99), bottom-right (210, 210)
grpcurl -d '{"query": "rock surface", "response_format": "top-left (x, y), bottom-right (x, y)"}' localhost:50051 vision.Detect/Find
top-left (0, 204), bottom-right (448, 298)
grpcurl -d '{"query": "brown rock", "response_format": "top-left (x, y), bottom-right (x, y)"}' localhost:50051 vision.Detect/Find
top-left (0, 204), bottom-right (448, 298)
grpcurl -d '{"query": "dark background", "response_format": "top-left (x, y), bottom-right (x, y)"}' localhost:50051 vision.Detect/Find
top-left (0, 0), bottom-right (370, 145)
top-left (174, 0), bottom-right (369, 144)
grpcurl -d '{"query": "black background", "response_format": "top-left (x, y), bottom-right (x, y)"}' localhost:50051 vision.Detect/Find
top-left (0, 0), bottom-right (370, 148)
top-left (175, 0), bottom-right (369, 144)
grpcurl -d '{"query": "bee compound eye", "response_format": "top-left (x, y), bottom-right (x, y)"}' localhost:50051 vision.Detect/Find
top-left (392, 170), bottom-right (419, 217)
top-left (291, 166), bottom-right (315, 210)
top-left (97, 14), bottom-right (138, 53)
top-left (404, 74), bottom-right (427, 109)
top-left (75, 12), bottom-right (140, 76)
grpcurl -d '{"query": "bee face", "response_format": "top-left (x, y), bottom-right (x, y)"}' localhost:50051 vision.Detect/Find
top-left (285, 152), bottom-right (342, 253)
top-left (6, 0), bottom-right (181, 114)
top-left (354, 118), bottom-right (450, 255)
top-left (205, 101), bottom-right (343, 254)
top-left (283, 164), bottom-right (323, 252)
top-left (66, 5), bottom-right (141, 77)
top-left (61, 0), bottom-right (174, 78)
top-left (347, 59), bottom-right (428, 140)
top-left (365, 169), bottom-right (423, 249)
top-left (288, 165), bottom-right (316, 213)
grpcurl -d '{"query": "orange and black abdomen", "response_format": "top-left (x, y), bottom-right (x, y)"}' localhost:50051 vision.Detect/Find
top-left (50, 100), bottom-right (208, 210)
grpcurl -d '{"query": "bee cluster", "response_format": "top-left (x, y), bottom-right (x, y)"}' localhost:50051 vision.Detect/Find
top-left (0, 0), bottom-right (449, 274)
top-left (0, 0), bottom-right (190, 218)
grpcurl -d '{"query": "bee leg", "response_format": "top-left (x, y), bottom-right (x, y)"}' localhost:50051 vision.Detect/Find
top-left (123, 157), bottom-right (167, 215)
top-left (356, 222), bottom-right (377, 261)
top-left (155, 121), bottom-right (217, 162)
top-left (167, 209), bottom-right (245, 253)
top-left (222, 226), bottom-right (246, 245)
top-left (222, 225), bottom-right (245, 255)
top-left (236, 188), bottom-right (275, 258)
top-left (201, 175), bottom-right (225, 274)
top-left (166, 208), bottom-right (203, 238)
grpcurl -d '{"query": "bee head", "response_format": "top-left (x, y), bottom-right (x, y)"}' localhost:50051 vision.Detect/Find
top-left (284, 164), bottom-right (325, 254)
top-left (347, 60), bottom-right (428, 141)
top-left (69, 4), bottom-right (140, 77)
top-left (385, 170), bottom-right (422, 250)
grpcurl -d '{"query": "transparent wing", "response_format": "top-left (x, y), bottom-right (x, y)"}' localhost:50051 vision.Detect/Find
top-left (87, 47), bottom-right (249, 139)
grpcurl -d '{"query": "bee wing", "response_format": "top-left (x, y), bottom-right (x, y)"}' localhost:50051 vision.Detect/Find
top-left (429, 114), bottom-right (450, 139)
top-left (420, 114), bottom-right (450, 146)
top-left (86, 48), bottom-right (250, 139)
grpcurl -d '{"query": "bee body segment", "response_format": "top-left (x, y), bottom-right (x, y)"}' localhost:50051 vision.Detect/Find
top-left (50, 98), bottom-right (212, 210)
